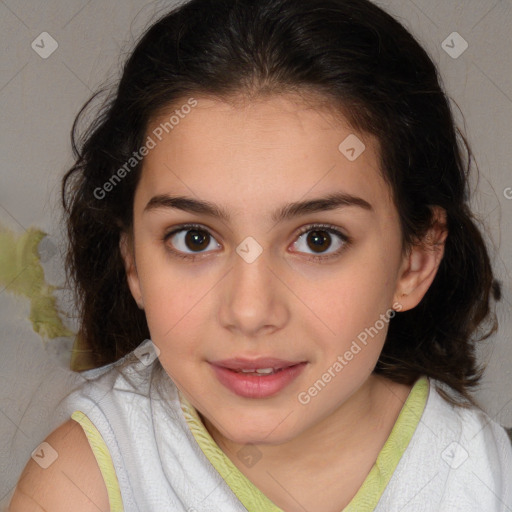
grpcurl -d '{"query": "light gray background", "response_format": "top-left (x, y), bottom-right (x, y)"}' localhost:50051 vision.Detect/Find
top-left (1, 0), bottom-right (511, 508)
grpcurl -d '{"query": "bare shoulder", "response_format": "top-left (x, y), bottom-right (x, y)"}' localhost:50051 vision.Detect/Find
top-left (8, 418), bottom-right (110, 512)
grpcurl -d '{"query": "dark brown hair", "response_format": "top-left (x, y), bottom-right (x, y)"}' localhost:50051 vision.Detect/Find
top-left (62, 0), bottom-right (500, 407)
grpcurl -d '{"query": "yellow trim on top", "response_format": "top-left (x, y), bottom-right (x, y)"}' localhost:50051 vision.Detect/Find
top-left (71, 410), bottom-right (124, 512)
top-left (343, 376), bottom-right (429, 510)
top-left (179, 376), bottom-right (429, 512)
top-left (179, 393), bottom-right (283, 511)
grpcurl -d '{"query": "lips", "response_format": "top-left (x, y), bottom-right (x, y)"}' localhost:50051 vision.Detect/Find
top-left (209, 357), bottom-right (307, 398)
top-left (210, 357), bottom-right (302, 371)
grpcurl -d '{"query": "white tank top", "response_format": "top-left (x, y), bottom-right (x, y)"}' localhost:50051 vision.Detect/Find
top-left (53, 343), bottom-right (512, 512)
top-left (55, 348), bottom-right (249, 511)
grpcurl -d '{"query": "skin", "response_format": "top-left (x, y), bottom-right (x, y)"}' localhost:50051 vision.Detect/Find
top-left (120, 93), bottom-right (447, 511)
top-left (9, 418), bottom-right (110, 512)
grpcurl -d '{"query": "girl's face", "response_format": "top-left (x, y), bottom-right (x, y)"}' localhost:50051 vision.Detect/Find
top-left (121, 94), bottom-right (443, 446)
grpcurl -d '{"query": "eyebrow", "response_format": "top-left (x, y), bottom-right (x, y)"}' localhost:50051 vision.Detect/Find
top-left (143, 192), bottom-right (373, 223)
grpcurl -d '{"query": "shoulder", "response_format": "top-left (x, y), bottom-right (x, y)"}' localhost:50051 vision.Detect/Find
top-left (430, 380), bottom-right (510, 438)
top-left (53, 347), bottom-right (157, 429)
top-left (8, 418), bottom-right (110, 512)
top-left (64, 343), bottom-right (159, 402)
top-left (427, 380), bottom-right (512, 453)
top-left (380, 380), bottom-right (512, 509)
top-left (426, 380), bottom-right (512, 503)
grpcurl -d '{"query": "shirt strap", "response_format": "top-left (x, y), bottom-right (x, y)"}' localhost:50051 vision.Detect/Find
top-left (71, 410), bottom-right (124, 512)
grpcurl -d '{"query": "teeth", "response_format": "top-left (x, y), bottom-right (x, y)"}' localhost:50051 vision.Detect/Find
top-left (239, 368), bottom-right (276, 374)
top-left (256, 368), bottom-right (275, 374)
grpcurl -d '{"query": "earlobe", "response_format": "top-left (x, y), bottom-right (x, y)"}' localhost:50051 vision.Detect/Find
top-left (119, 231), bottom-right (144, 309)
top-left (393, 207), bottom-right (448, 312)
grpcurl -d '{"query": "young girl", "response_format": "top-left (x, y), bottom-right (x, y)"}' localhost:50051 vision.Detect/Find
top-left (10, 0), bottom-right (512, 511)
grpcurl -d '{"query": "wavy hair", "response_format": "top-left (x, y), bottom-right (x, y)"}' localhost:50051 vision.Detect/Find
top-left (62, 0), bottom-right (500, 407)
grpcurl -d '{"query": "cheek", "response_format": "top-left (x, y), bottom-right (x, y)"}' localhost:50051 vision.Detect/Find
top-left (142, 286), bottom-right (206, 383)
top-left (310, 247), bottom-right (398, 340)
top-left (133, 248), bottom-right (203, 349)
top-left (143, 280), bottom-right (205, 348)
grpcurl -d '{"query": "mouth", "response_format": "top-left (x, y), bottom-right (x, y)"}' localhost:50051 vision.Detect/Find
top-left (209, 357), bottom-right (307, 398)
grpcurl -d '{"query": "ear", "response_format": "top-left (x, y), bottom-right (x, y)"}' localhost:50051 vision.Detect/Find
top-left (393, 206), bottom-right (448, 312)
top-left (119, 231), bottom-right (144, 309)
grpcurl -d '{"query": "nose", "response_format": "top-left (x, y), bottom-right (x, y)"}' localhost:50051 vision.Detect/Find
top-left (218, 246), bottom-right (290, 338)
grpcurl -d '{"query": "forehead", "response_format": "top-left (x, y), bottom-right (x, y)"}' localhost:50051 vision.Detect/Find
top-left (137, 94), bottom-right (393, 217)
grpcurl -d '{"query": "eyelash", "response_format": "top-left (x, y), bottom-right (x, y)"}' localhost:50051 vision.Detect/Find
top-left (162, 223), bottom-right (351, 262)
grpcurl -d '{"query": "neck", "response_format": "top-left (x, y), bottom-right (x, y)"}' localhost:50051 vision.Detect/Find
top-left (202, 374), bottom-right (406, 472)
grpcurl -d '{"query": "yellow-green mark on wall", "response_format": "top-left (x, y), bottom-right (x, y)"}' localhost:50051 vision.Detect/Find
top-left (0, 224), bottom-right (73, 340)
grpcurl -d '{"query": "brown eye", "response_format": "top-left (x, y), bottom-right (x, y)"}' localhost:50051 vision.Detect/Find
top-left (167, 226), bottom-right (220, 256)
top-left (185, 229), bottom-right (210, 251)
top-left (292, 225), bottom-right (349, 259)
top-left (306, 230), bottom-right (332, 253)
